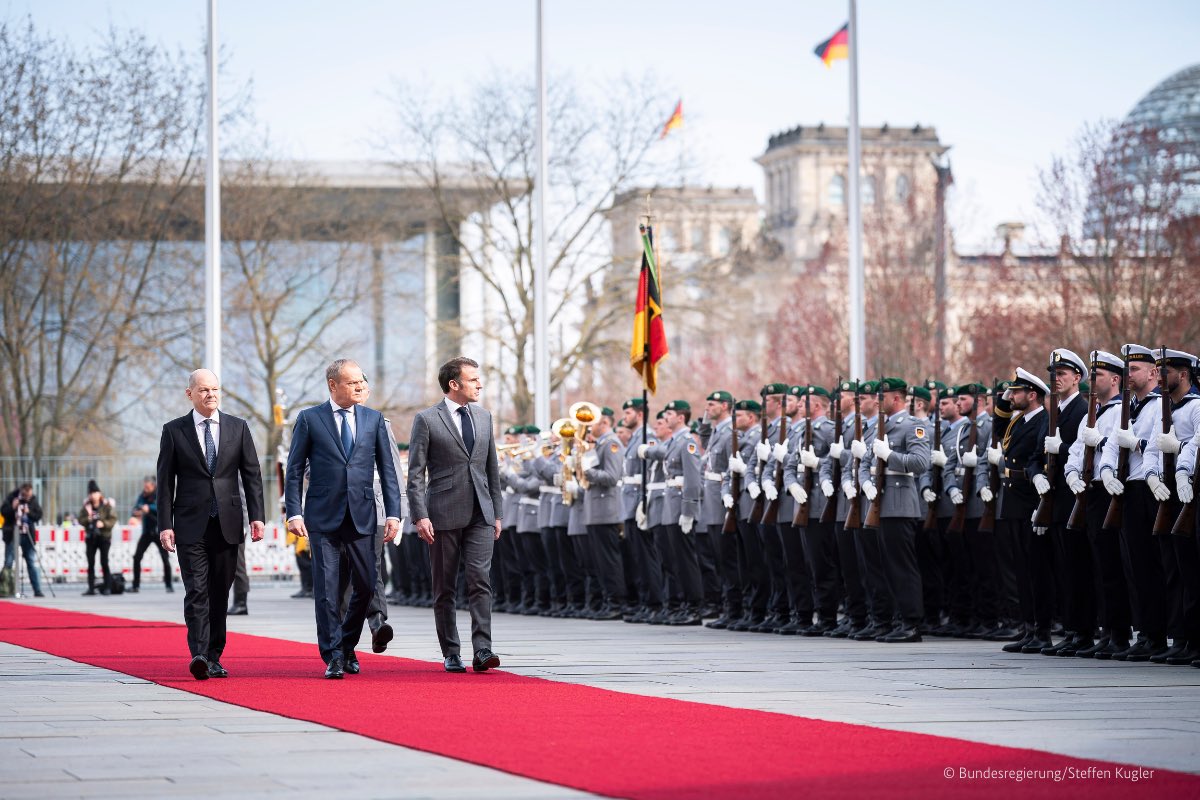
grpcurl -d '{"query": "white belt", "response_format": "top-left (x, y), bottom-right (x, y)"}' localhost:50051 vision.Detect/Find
top-left (647, 482), bottom-right (667, 491)
top-left (666, 477), bottom-right (684, 489)
top-left (954, 468), bottom-right (966, 477)
top-left (704, 471), bottom-right (723, 482)
top-left (539, 486), bottom-right (561, 495)
top-left (622, 475), bottom-right (643, 486)
top-left (519, 497), bottom-right (540, 507)
top-left (886, 469), bottom-right (914, 477)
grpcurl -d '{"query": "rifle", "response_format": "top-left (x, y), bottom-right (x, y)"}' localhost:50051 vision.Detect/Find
top-left (923, 379), bottom-right (942, 532)
top-left (1032, 360), bottom-right (1059, 529)
top-left (748, 388), bottom-right (769, 524)
top-left (722, 398), bottom-right (741, 534)
top-left (1173, 461), bottom-right (1197, 537)
top-left (864, 377), bottom-right (887, 530)
top-left (793, 388), bottom-right (815, 527)
top-left (762, 391), bottom-right (789, 525)
top-left (979, 380), bottom-right (1001, 533)
top-left (819, 377), bottom-right (844, 525)
top-left (844, 386), bottom-right (864, 530)
top-left (949, 384), bottom-right (979, 533)
top-left (1067, 352), bottom-right (1099, 532)
top-left (1102, 349), bottom-right (1132, 531)
top-left (1152, 345), bottom-right (1176, 535)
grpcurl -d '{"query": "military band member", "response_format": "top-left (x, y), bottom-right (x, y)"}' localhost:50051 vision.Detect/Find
top-left (1097, 344), bottom-right (1168, 661)
top-left (495, 426), bottom-right (524, 612)
top-left (505, 436), bottom-right (551, 614)
top-left (722, 399), bottom-right (766, 630)
top-left (819, 381), bottom-right (870, 638)
top-left (621, 398), bottom-right (664, 623)
top-left (580, 407), bottom-right (626, 620)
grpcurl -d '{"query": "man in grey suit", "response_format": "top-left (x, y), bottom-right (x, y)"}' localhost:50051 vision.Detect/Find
top-left (404, 356), bottom-right (504, 673)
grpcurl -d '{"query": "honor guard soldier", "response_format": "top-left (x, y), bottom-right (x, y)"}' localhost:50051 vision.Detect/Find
top-left (641, 411), bottom-right (674, 623)
top-left (495, 426), bottom-right (523, 612)
top-left (770, 385), bottom-right (814, 634)
top-left (698, 391), bottom-right (737, 628)
top-left (847, 381), bottom-right (893, 640)
top-left (752, 383), bottom-right (793, 633)
top-left (917, 382), bottom-right (955, 634)
top-left (858, 377), bottom-right (932, 643)
top-left (784, 385), bottom-right (838, 634)
top-left (819, 380), bottom-right (870, 638)
top-left (580, 406), bottom-right (627, 620)
top-left (721, 399), bottom-right (766, 630)
top-left (620, 398), bottom-right (664, 622)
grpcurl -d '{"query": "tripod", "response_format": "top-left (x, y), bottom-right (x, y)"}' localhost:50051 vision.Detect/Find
top-left (12, 511), bottom-right (54, 599)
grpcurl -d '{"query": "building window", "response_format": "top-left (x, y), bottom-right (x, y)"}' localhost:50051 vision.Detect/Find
top-left (895, 174), bottom-right (911, 203)
top-left (717, 227), bottom-right (732, 256)
top-left (690, 226), bottom-right (705, 252)
top-left (862, 174), bottom-right (876, 206)
top-left (829, 174), bottom-right (845, 207)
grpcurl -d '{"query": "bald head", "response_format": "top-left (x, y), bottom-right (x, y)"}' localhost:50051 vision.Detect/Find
top-left (188, 369), bottom-right (218, 390)
top-left (186, 369), bottom-right (220, 417)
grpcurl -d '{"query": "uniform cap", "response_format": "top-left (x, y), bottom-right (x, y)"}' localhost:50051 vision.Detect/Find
top-left (760, 382), bottom-right (790, 396)
top-left (705, 390), bottom-right (733, 403)
top-left (600, 407), bottom-right (615, 418)
top-left (622, 397), bottom-right (646, 410)
top-left (879, 377), bottom-right (907, 393)
top-left (910, 386), bottom-right (932, 402)
top-left (664, 399), bottom-right (691, 412)
top-left (954, 382), bottom-right (987, 397)
top-left (837, 379), bottom-right (859, 393)
top-left (1091, 350), bottom-right (1124, 373)
top-left (925, 379), bottom-right (949, 392)
top-left (1049, 348), bottom-right (1087, 376)
top-left (788, 385), bottom-right (807, 396)
top-left (1012, 367), bottom-right (1051, 396)
top-left (503, 425), bottom-right (521, 436)
top-left (734, 399), bottom-right (762, 413)
top-left (807, 385), bottom-right (832, 399)
top-left (857, 380), bottom-right (879, 395)
top-left (522, 424), bottom-right (541, 435)
top-left (1153, 348), bottom-right (1198, 368)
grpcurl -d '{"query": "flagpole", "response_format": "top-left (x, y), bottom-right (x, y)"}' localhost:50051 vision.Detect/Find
top-left (846, 0), bottom-right (865, 380)
top-left (641, 217), bottom-right (652, 516)
top-left (205, 0), bottom-right (221, 379)
top-left (533, 0), bottom-right (550, 430)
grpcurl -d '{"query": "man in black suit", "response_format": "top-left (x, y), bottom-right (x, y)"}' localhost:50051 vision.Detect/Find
top-left (158, 369), bottom-right (266, 681)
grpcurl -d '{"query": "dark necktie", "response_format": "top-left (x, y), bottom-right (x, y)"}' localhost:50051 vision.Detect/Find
top-left (203, 419), bottom-right (218, 517)
top-left (458, 406), bottom-right (475, 454)
top-left (337, 408), bottom-right (354, 459)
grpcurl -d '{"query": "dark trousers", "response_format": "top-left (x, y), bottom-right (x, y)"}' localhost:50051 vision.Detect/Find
top-left (176, 517), bottom-right (237, 660)
top-left (406, 532), bottom-right (432, 599)
top-left (1010, 516), bottom-right (1055, 631)
top-left (231, 542), bottom-right (248, 601)
top-left (496, 528), bottom-right (520, 604)
top-left (1054, 518), bottom-right (1096, 636)
top-left (1086, 486), bottom-right (1130, 639)
top-left (715, 520), bottom-right (745, 617)
top-left (835, 521), bottom-right (868, 625)
top-left (777, 522), bottom-right (812, 622)
top-left (878, 518), bottom-right (924, 626)
top-left (132, 529), bottom-right (171, 589)
top-left (696, 525), bottom-right (722, 606)
top-left (965, 517), bottom-right (999, 624)
top-left (662, 523), bottom-right (703, 607)
top-left (296, 549), bottom-right (313, 592)
top-left (587, 523), bottom-right (626, 607)
top-left (801, 519), bottom-right (839, 622)
top-left (570, 534), bottom-right (600, 609)
top-left (340, 524), bottom-right (387, 630)
top-left (994, 517), bottom-right (1021, 622)
top-left (85, 535), bottom-right (112, 591)
top-left (855, 525), bottom-right (893, 624)
top-left (430, 505), bottom-right (494, 657)
top-left (517, 531), bottom-right (550, 608)
top-left (1120, 481), bottom-right (1167, 639)
top-left (540, 527), bottom-right (566, 606)
top-left (386, 534), bottom-right (407, 594)
top-left (944, 517), bottom-right (975, 624)
top-left (758, 523), bottom-right (790, 616)
top-left (916, 519), bottom-right (947, 623)
top-left (626, 519), bottom-right (665, 608)
top-left (551, 526), bottom-right (586, 605)
top-left (311, 510), bottom-right (377, 663)
top-left (736, 518), bottom-right (768, 616)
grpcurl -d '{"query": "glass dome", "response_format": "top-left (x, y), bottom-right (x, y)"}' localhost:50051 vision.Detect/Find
top-left (1123, 63), bottom-right (1200, 216)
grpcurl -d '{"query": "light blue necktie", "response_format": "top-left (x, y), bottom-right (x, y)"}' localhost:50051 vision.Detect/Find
top-left (337, 408), bottom-right (354, 459)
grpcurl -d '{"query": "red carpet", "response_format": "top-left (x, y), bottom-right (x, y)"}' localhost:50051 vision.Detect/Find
top-left (1, 602), bottom-right (1195, 799)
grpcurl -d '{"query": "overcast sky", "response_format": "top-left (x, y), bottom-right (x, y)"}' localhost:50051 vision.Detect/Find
top-left (7, 0), bottom-right (1198, 251)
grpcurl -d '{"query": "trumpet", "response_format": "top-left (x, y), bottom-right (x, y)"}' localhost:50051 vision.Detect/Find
top-left (496, 442), bottom-right (538, 460)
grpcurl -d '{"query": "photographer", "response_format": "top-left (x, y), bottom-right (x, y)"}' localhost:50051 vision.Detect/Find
top-left (3, 483), bottom-right (44, 597)
top-left (80, 480), bottom-right (117, 595)
top-left (129, 476), bottom-right (172, 593)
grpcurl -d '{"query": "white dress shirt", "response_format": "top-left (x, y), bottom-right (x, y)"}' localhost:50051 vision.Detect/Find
top-left (444, 396), bottom-right (471, 440)
top-left (330, 398), bottom-right (356, 441)
top-left (192, 408), bottom-right (220, 458)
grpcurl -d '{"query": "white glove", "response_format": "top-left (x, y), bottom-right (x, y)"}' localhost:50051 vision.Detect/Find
top-left (1147, 473), bottom-right (1170, 502)
top-left (1101, 470), bottom-right (1124, 496)
top-left (1157, 427), bottom-right (1181, 455)
top-left (829, 441), bottom-right (845, 460)
top-left (950, 487), bottom-right (964, 505)
top-left (1002, 388), bottom-right (1013, 401)
top-left (987, 445), bottom-right (1003, 466)
top-left (872, 437), bottom-right (893, 461)
top-left (1116, 426), bottom-right (1137, 450)
top-left (851, 439), bottom-right (867, 459)
top-left (788, 483), bottom-right (807, 505)
top-left (729, 453), bottom-right (747, 475)
top-left (1081, 425), bottom-right (1103, 448)
top-left (666, 476), bottom-right (684, 489)
top-left (564, 479), bottom-right (580, 496)
top-left (962, 451), bottom-right (979, 469)
top-left (820, 479), bottom-right (834, 498)
top-left (1033, 474), bottom-right (1051, 496)
top-left (635, 503), bottom-right (648, 531)
top-left (772, 442), bottom-right (789, 461)
top-left (721, 493), bottom-right (734, 509)
top-left (553, 472), bottom-right (563, 487)
top-left (762, 480), bottom-right (779, 501)
top-left (862, 481), bottom-right (877, 502)
top-left (979, 486), bottom-right (994, 503)
top-left (930, 446), bottom-right (948, 467)
top-left (1177, 471), bottom-right (1194, 504)
top-left (756, 441), bottom-right (771, 462)
top-left (563, 454), bottom-right (577, 470)
top-left (922, 488), bottom-right (937, 504)
top-left (637, 443), bottom-right (651, 458)
top-left (801, 447), bottom-right (820, 469)
top-left (747, 482), bottom-right (761, 500)
top-left (1066, 473), bottom-right (1086, 495)
top-left (680, 515), bottom-right (694, 534)
top-left (1044, 433), bottom-right (1062, 455)
top-left (841, 481), bottom-right (857, 500)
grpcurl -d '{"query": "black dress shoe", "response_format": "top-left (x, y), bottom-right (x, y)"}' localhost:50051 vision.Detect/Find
top-left (228, 601), bottom-right (248, 616)
top-left (824, 619), bottom-right (859, 638)
top-left (165, 584), bottom-right (175, 593)
top-left (207, 660), bottom-right (228, 678)
top-left (1020, 632), bottom-right (1053, 654)
top-left (1092, 639), bottom-right (1129, 660)
top-left (802, 620), bottom-right (834, 636)
top-left (444, 654), bottom-right (467, 673)
top-left (750, 614), bottom-right (784, 633)
top-left (881, 626), bottom-right (922, 643)
top-left (1123, 638), bottom-right (1168, 662)
top-left (775, 619), bottom-right (808, 635)
top-left (128, 585), bottom-right (139, 594)
top-left (1166, 644), bottom-right (1199, 666)
top-left (1076, 635), bottom-right (1110, 659)
top-left (371, 622), bottom-right (393, 654)
top-left (1040, 637), bottom-right (1072, 656)
top-left (851, 623), bottom-right (884, 641)
top-left (705, 615), bottom-right (732, 629)
top-left (473, 649), bottom-right (501, 672)
top-left (291, 588), bottom-right (311, 598)
top-left (591, 606), bottom-right (623, 621)
top-left (647, 608), bottom-right (675, 625)
top-left (984, 625), bottom-right (1024, 641)
top-left (325, 655), bottom-right (344, 679)
top-left (1059, 636), bottom-right (1093, 657)
top-left (189, 655), bottom-right (210, 681)
top-left (83, 588), bottom-right (97, 596)
top-left (728, 614), bottom-right (762, 632)
top-left (668, 611), bottom-right (703, 626)
top-left (344, 655), bottom-right (360, 675)
top-left (1151, 641), bottom-right (1188, 664)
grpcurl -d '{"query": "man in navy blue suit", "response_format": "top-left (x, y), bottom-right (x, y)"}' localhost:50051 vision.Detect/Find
top-left (284, 359), bottom-right (403, 679)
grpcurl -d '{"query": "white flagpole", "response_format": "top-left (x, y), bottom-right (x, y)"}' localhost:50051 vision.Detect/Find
top-left (846, 0), bottom-right (865, 380)
top-left (533, 0), bottom-right (550, 430)
top-left (205, 0), bottom-right (222, 379)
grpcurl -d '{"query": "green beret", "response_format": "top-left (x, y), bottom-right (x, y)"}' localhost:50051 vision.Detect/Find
top-left (808, 385), bottom-right (832, 399)
top-left (857, 380), bottom-right (878, 395)
top-left (655, 410), bottom-right (665, 419)
top-left (664, 399), bottom-right (691, 412)
top-left (622, 397), bottom-right (645, 410)
top-left (522, 424), bottom-right (541, 435)
top-left (600, 407), bottom-right (615, 418)
top-left (837, 380), bottom-right (859, 393)
top-left (879, 377), bottom-right (907, 393)
top-left (994, 379), bottom-right (1012, 393)
top-left (925, 379), bottom-right (949, 393)
top-left (706, 390), bottom-right (733, 403)
top-left (910, 386), bottom-right (932, 402)
top-left (788, 384), bottom-right (806, 396)
top-left (760, 382), bottom-right (789, 396)
top-left (504, 425), bottom-right (521, 436)
top-left (734, 399), bottom-right (762, 413)
top-left (954, 382), bottom-right (986, 397)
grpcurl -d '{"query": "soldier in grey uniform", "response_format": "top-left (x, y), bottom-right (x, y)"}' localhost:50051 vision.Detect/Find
top-left (818, 381), bottom-right (868, 638)
top-left (846, 381), bottom-right (892, 640)
top-left (859, 377), bottom-right (932, 642)
top-left (620, 398), bottom-right (663, 622)
top-left (494, 426), bottom-right (523, 612)
top-left (580, 406), bottom-right (626, 620)
top-left (750, 383), bottom-right (792, 633)
top-left (535, 434), bottom-right (586, 616)
top-left (768, 385), bottom-right (813, 634)
top-left (918, 383), bottom-right (955, 634)
top-left (640, 411), bottom-right (672, 623)
top-left (641, 400), bottom-right (703, 625)
top-left (698, 391), bottom-right (737, 628)
top-left (722, 399), bottom-right (767, 630)
top-left (504, 438), bottom-right (551, 614)
top-left (785, 385), bottom-right (837, 634)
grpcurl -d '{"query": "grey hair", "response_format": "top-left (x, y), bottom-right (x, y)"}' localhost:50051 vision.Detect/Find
top-left (326, 359), bottom-right (359, 384)
top-left (188, 369), bottom-right (219, 389)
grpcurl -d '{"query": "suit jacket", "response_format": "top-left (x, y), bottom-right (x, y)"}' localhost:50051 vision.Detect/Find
top-left (407, 400), bottom-right (502, 530)
top-left (157, 412), bottom-right (265, 545)
top-left (284, 403), bottom-right (402, 535)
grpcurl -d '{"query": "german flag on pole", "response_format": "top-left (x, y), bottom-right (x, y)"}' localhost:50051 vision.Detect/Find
top-left (660, 100), bottom-right (683, 140)
top-left (814, 22), bottom-right (849, 67)
top-left (630, 224), bottom-right (668, 393)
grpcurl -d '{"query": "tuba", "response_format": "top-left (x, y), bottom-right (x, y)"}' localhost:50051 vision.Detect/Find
top-left (551, 417), bottom-right (579, 505)
top-left (567, 401), bottom-right (603, 490)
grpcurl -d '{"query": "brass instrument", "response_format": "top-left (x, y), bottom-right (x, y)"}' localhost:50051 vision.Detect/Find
top-left (551, 417), bottom-right (578, 505)
top-left (567, 401), bottom-right (603, 490)
top-left (496, 442), bottom-right (538, 460)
